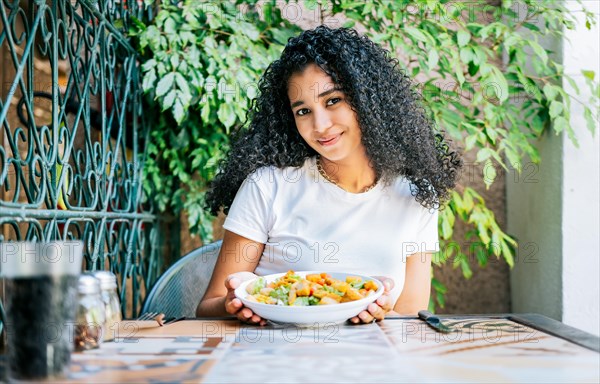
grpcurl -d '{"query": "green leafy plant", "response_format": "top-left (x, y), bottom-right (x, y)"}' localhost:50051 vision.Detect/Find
top-left (131, 0), bottom-right (301, 238)
top-left (132, 0), bottom-right (598, 310)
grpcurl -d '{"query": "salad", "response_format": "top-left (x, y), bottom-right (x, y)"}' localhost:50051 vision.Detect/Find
top-left (245, 270), bottom-right (380, 306)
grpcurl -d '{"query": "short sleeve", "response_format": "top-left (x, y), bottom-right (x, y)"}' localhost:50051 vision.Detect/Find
top-left (414, 208), bottom-right (439, 254)
top-left (222, 174), bottom-right (273, 244)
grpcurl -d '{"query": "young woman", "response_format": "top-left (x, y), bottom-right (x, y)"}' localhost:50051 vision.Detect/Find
top-left (196, 26), bottom-right (461, 325)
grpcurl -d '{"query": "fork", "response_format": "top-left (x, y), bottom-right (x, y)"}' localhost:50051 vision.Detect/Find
top-left (136, 311), bottom-right (160, 321)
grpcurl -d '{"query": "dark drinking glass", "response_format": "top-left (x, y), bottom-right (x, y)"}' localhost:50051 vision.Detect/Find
top-left (1, 241), bottom-right (83, 381)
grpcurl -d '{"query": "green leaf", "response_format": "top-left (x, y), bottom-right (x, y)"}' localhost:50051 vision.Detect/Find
top-left (440, 209), bottom-right (454, 240)
top-left (162, 90), bottom-right (176, 110)
top-left (485, 126), bottom-right (498, 145)
top-left (405, 27), bottom-right (429, 43)
top-left (565, 75), bottom-right (580, 93)
top-left (549, 101), bottom-right (563, 119)
top-left (476, 147), bottom-right (493, 163)
top-left (463, 191), bottom-right (474, 213)
top-left (454, 253), bottom-right (473, 279)
top-left (217, 102), bottom-right (236, 130)
top-left (174, 72), bottom-right (191, 97)
top-left (522, 22), bottom-right (540, 32)
top-left (207, 14), bottom-right (222, 29)
top-left (156, 72), bottom-right (175, 97)
top-left (483, 159), bottom-right (497, 189)
top-left (164, 18), bottom-right (177, 35)
top-left (504, 147), bottom-right (520, 170)
top-left (142, 59), bottom-right (157, 72)
top-left (459, 47), bottom-right (473, 64)
top-left (170, 54), bottom-right (180, 69)
top-left (343, 20), bottom-right (356, 28)
top-left (529, 40), bottom-right (548, 64)
top-left (553, 115), bottom-right (568, 134)
top-left (455, 61), bottom-right (465, 86)
top-left (240, 22), bottom-right (260, 40)
top-left (201, 102), bottom-right (211, 122)
top-left (473, 243), bottom-right (488, 266)
top-left (173, 99), bottom-right (185, 124)
top-left (304, 0), bottom-right (318, 10)
top-left (412, 66), bottom-right (420, 78)
top-left (531, 114), bottom-right (545, 136)
top-left (436, 291), bottom-right (446, 308)
top-left (142, 69), bottom-right (157, 93)
top-left (500, 239), bottom-right (515, 268)
top-left (425, 49), bottom-right (439, 71)
top-left (457, 30), bottom-right (471, 47)
top-left (582, 70), bottom-right (596, 81)
top-left (490, 67), bottom-right (509, 103)
top-left (465, 134), bottom-right (477, 151)
top-left (584, 107), bottom-right (597, 136)
top-left (543, 83), bottom-right (559, 101)
top-left (271, 29), bottom-right (294, 45)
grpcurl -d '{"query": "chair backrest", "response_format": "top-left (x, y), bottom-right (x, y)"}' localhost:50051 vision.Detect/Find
top-left (141, 240), bottom-right (222, 319)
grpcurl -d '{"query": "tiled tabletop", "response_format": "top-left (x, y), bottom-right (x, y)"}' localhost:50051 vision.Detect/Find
top-left (2, 315), bottom-right (599, 383)
top-left (64, 315), bottom-right (600, 382)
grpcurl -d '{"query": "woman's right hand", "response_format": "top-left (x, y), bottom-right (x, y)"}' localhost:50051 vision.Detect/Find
top-left (224, 272), bottom-right (267, 326)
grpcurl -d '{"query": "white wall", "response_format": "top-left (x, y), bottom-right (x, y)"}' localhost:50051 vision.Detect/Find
top-left (507, 3), bottom-right (565, 324)
top-left (508, 1), bottom-right (599, 337)
top-left (561, 0), bottom-right (600, 336)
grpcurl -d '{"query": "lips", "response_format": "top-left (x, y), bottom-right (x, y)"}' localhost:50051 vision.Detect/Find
top-left (317, 133), bottom-right (342, 146)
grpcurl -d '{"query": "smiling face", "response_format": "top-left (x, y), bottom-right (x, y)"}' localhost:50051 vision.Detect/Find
top-left (287, 64), bottom-right (367, 165)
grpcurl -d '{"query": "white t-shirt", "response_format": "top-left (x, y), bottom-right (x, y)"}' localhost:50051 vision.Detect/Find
top-left (223, 157), bottom-right (439, 304)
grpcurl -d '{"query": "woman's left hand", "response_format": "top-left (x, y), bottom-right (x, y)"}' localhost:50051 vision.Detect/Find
top-left (349, 276), bottom-right (394, 324)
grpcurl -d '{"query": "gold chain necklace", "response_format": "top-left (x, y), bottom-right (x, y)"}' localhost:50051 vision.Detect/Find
top-left (316, 156), bottom-right (378, 193)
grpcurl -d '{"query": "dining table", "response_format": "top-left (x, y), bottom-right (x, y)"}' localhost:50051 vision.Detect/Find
top-left (1, 313), bottom-right (599, 383)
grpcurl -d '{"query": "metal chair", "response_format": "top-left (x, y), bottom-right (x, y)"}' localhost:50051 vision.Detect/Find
top-left (141, 240), bottom-right (222, 319)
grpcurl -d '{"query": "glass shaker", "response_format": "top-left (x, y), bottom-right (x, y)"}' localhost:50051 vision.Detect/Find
top-left (93, 271), bottom-right (122, 342)
top-left (74, 273), bottom-right (105, 351)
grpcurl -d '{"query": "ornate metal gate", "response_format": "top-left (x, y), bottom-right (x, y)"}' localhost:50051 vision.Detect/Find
top-left (1, 0), bottom-right (162, 318)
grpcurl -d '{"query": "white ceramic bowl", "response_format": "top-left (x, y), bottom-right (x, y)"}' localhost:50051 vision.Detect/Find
top-left (234, 271), bottom-right (384, 326)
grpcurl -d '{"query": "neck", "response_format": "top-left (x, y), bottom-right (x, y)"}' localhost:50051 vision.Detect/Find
top-left (318, 155), bottom-right (377, 193)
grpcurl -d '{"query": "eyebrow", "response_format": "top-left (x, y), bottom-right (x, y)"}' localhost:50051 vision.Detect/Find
top-left (290, 88), bottom-right (342, 109)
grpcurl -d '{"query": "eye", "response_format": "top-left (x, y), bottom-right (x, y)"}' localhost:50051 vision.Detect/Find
top-left (296, 108), bottom-right (310, 116)
top-left (327, 97), bottom-right (342, 106)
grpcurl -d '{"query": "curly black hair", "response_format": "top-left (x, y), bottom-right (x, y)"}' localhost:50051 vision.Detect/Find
top-left (205, 25), bottom-right (461, 216)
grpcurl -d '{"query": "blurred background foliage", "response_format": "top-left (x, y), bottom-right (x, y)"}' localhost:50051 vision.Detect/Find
top-left (130, 0), bottom-right (598, 311)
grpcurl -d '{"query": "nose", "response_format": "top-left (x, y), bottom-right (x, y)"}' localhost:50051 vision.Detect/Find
top-left (312, 109), bottom-right (333, 133)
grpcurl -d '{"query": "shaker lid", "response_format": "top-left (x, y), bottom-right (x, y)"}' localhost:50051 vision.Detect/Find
top-left (0, 241), bottom-right (84, 278)
top-left (78, 273), bottom-right (101, 294)
top-left (93, 271), bottom-right (118, 289)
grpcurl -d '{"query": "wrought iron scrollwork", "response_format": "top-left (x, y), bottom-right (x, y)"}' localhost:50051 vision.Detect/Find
top-left (1, 0), bottom-right (160, 318)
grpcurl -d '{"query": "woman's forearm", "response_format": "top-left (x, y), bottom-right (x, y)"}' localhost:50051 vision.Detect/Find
top-left (196, 296), bottom-right (229, 317)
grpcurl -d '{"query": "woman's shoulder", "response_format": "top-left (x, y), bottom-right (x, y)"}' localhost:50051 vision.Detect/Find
top-left (384, 176), bottom-right (438, 215)
top-left (386, 175), bottom-right (416, 197)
